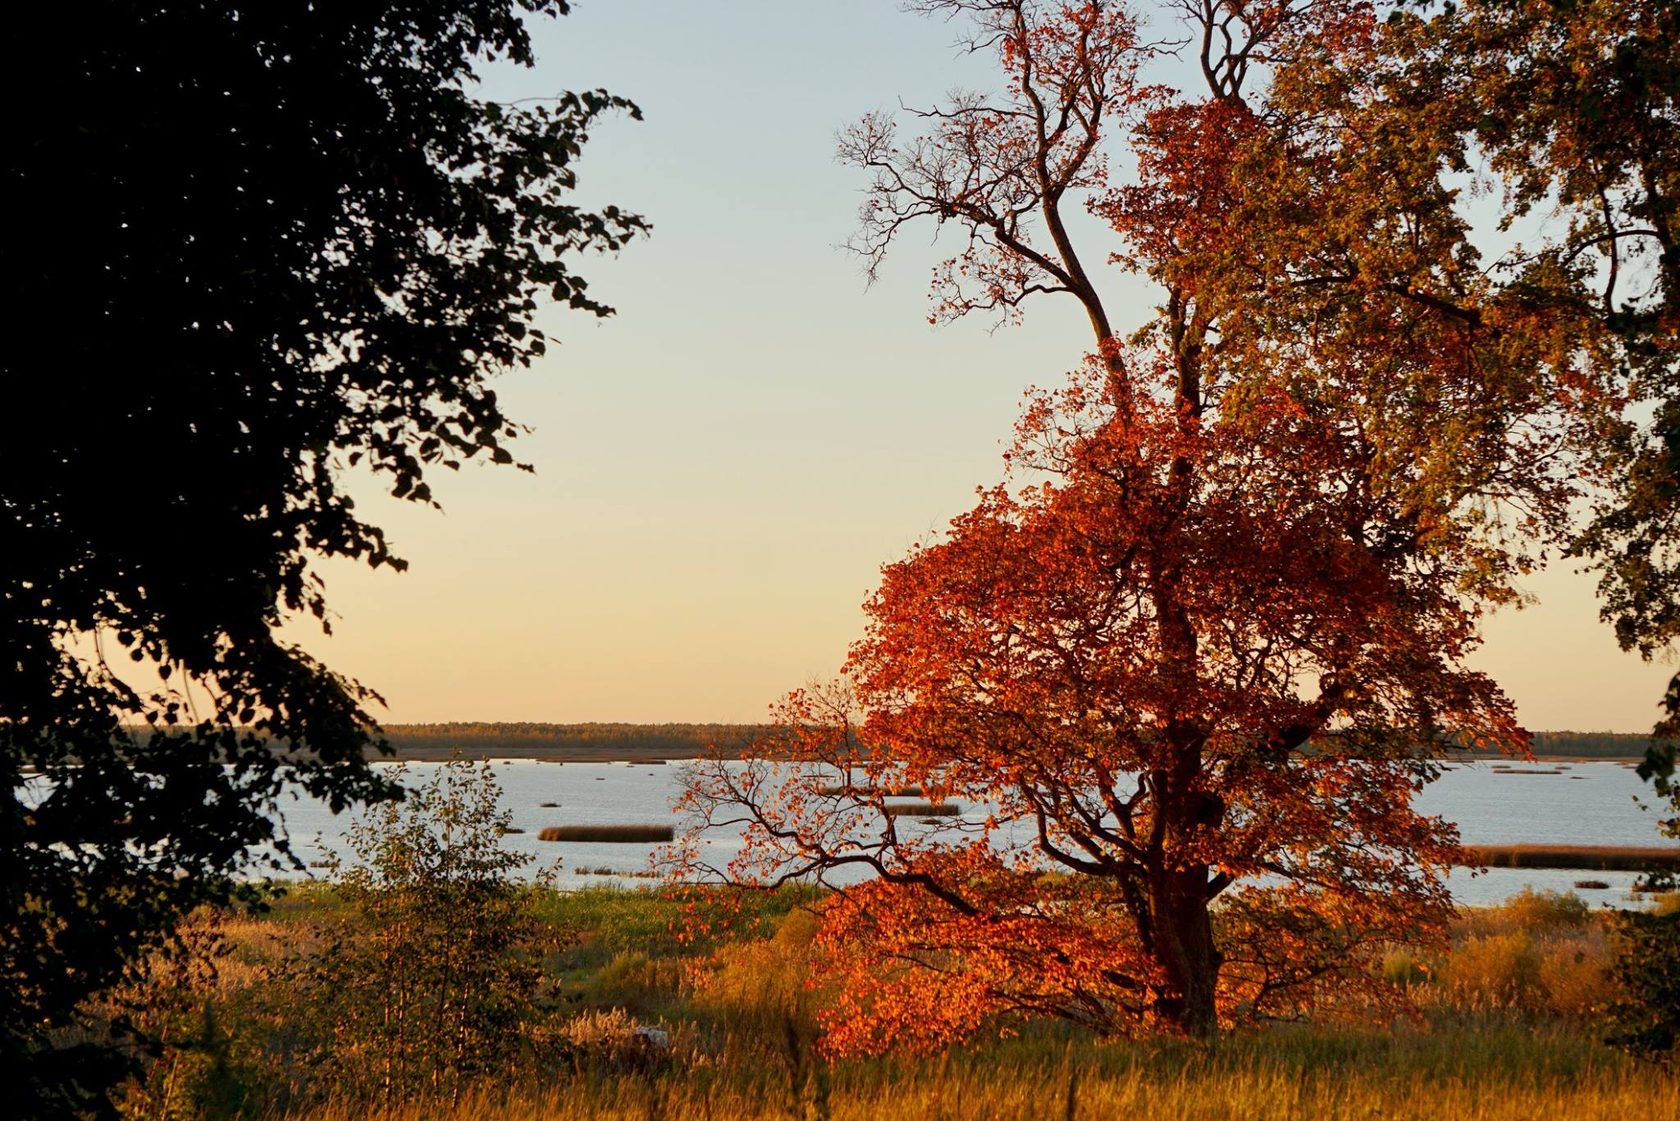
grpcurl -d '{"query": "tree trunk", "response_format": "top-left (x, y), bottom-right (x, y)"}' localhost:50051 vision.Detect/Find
top-left (1151, 867), bottom-right (1222, 1037)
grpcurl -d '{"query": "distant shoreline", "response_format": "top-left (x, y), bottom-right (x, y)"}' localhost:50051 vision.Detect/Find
top-left (1454, 754), bottom-right (1644, 764)
top-left (376, 750), bottom-right (1648, 764)
top-left (378, 742), bottom-right (709, 764)
top-left (371, 723), bottom-right (1660, 765)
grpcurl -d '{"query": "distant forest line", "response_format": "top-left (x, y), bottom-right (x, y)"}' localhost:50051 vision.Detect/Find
top-left (374, 723), bottom-right (1669, 762)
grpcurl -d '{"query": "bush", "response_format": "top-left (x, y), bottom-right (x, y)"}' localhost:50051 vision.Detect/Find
top-left (1606, 908), bottom-right (1680, 1063)
top-left (1440, 933), bottom-right (1541, 1010)
top-left (1385, 892), bottom-right (1616, 1019)
top-left (293, 759), bottom-right (566, 1107)
top-left (686, 907), bottom-right (824, 1065)
top-left (1458, 889), bottom-right (1591, 939)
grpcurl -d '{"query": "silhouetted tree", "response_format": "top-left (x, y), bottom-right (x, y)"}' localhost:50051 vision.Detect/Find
top-left (3, 3), bottom-right (644, 1114)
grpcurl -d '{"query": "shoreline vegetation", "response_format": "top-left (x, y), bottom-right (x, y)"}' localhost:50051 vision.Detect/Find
top-left (371, 723), bottom-right (1671, 763)
top-left (106, 762), bottom-right (1680, 1118)
top-left (1462, 845), bottom-right (1680, 872)
top-left (118, 883), bottom-right (1680, 1121)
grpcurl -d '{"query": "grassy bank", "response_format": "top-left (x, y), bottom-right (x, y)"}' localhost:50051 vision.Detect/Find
top-left (279, 1025), bottom-right (1674, 1121)
top-left (111, 883), bottom-right (1680, 1121)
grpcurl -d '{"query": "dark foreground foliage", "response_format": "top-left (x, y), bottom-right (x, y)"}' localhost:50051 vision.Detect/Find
top-left (1607, 905), bottom-right (1680, 1063)
top-left (3, 3), bottom-right (643, 1114)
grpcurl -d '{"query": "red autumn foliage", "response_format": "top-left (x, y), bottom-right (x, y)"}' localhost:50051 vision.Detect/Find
top-left (675, 345), bottom-right (1520, 1047)
top-left (673, 0), bottom-right (1602, 1051)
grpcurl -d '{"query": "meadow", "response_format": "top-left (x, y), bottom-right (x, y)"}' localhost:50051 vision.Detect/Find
top-left (117, 883), bottom-right (1680, 1121)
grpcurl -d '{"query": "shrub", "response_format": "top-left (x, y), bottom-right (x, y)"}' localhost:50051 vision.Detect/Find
top-left (1379, 948), bottom-right (1432, 988)
top-left (1537, 938), bottom-right (1613, 1018)
top-left (1440, 932), bottom-right (1541, 1010)
top-left (689, 907), bottom-right (824, 1060)
top-left (293, 759), bottom-right (565, 1107)
top-left (1457, 889), bottom-right (1591, 939)
top-left (1606, 908), bottom-right (1680, 1063)
top-left (1413, 892), bottom-right (1617, 1018)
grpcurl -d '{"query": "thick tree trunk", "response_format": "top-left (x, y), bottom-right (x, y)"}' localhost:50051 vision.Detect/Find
top-left (1151, 867), bottom-right (1222, 1037)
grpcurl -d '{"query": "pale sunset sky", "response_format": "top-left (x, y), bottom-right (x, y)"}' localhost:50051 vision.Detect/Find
top-left (286, 1), bottom-right (1674, 732)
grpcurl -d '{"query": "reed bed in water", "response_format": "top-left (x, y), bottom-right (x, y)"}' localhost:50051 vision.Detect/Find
top-left (880, 802), bottom-right (959, 817)
top-left (1461, 844), bottom-right (1680, 871)
top-left (537, 824), bottom-right (674, 843)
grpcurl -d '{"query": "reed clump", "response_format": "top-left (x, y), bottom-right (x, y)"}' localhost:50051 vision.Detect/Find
top-left (1379, 889), bottom-right (1617, 1017)
top-left (1461, 845), bottom-right (1680, 871)
top-left (537, 824), bottom-right (674, 843)
top-left (818, 784), bottom-right (924, 797)
top-left (880, 802), bottom-right (959, 817)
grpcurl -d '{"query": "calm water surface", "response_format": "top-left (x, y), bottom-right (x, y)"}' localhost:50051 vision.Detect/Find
top-left (271, 759), bottom-right (1676, 907)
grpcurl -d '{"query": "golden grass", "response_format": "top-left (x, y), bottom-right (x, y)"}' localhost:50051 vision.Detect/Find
top-left (537, 824), bottom-right (674, 843)
top-left (133, 886), bottom-right (1680, 1121)
top-left (1461, 845), bottom-right (1680, 870)
top-left (1377, 889), bottom-right (1619, 1018)
top-left (274, 1030), bottom-right (1679, 1121)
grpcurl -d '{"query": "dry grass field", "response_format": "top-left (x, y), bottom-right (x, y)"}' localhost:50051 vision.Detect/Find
top-left (113, 885), bottom-right (1680, 1121)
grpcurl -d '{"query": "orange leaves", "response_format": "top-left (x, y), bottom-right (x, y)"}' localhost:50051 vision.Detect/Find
top-left (665, 317), bottom-right (1512, 1039)
top-left (668, 0), bottom-right (1632, 1053)
top-left (1099, 95), bottom-right (1255, 275)
top-left (810, 866), bottom-right (1170, 1055)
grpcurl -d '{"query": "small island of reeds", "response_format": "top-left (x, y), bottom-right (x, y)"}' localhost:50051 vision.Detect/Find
top-left (537, 824), bottom-right (675, 843)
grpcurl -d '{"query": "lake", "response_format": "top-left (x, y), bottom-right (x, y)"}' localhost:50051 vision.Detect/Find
top-left (271, 758), bottom-right (1676, 908)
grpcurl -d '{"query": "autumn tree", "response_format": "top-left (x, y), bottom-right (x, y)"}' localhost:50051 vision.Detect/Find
top-left (1290, 0), bottom-right (1680, 1043)
top-left (3, 3), bottom-right (643, 1115)
top-left (674, 0), bottom-right (1598, 1045)
top-left (1274, 0), bottom-right (1679, 779)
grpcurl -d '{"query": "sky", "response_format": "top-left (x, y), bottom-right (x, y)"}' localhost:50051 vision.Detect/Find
top-left (285, 0), bottom-right (1674, 732)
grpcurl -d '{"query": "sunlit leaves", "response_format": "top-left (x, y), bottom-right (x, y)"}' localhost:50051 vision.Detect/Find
top-left (670, 0), bottom-right (1615, 1052)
